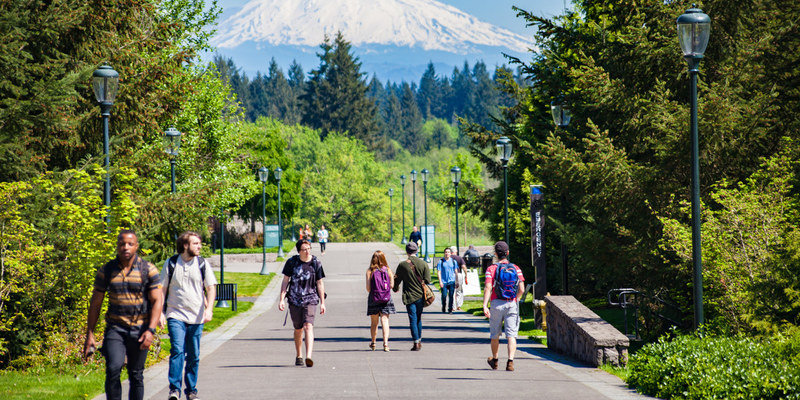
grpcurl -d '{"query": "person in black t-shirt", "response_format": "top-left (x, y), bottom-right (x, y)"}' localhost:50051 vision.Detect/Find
top-left (279, 240), bottom-right (326, 367)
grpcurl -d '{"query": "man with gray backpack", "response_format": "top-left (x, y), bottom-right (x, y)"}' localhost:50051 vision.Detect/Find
top-left (160, 231), bottom-right (217, 400)
top-left (482, 241), bottom-right (525, 371)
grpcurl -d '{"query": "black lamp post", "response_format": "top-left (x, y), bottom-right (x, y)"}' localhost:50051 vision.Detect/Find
top-left (216, 208), bottom-right (228, 308)
top-left (400, 175), bottom-right (407, 244)
top-left (551, 102), bottom-right (572, 295)
top-left (258, 167), bottom-right (269, 275)
top-left (421, 169), bottom-right (429, 261)
top-left (450, 166), bottom-right (462, 255)
top-left (388, 188), bottom-right (394, 241)
top-left (163, 127), bottom-right (181, 193)
top-left (92, 65), bottom-right (119, 228)
top-left (410, 170), bottom-right (417, 227)
top-left (274, 167), bottom-right (284, 258)
top-left (496, 136), bottom-right (512, 244)
top-left (678, 5), bottom-right (710, 330)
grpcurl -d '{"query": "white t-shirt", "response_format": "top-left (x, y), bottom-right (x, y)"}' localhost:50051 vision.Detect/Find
top-left (161, 256), bottom-right (218, 324)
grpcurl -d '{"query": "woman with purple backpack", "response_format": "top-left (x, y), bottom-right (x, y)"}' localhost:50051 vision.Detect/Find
top-left (366, 250), bottom-right (396, 351)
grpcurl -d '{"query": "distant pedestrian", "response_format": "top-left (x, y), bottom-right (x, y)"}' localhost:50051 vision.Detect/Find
top-left (463, 244), bottom-right (480, 266)
top-left (482, 241), bottom-right (525, 372)
top-left (450, 246), bottom-right (468, 311)
top-left (160, 231), bottom-right (217, 400)
top-left (279, 239), bottom-right (326, 367)
top-left (436, 248), bottom-right (458, 314)
top-left (317, 225), bottom-right (329, 255)
top-left (83, 230), bottom-right (163, 400)
top-left (392, 242), bottom-right (430, 351)
top-left (408, 225), bottom-right (422, 248)
top-left (366, 250), bottom-right (396, 351)
top-left (303, 224), bottom-right (313, 244)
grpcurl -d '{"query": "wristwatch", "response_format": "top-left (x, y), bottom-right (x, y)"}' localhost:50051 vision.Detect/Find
top-left (147, 327), bottom-right (156, 335)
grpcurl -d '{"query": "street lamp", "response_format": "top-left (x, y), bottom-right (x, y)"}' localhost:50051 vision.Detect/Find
top-left (274, 167), bottom-right (284, 258)
top-left (92, 65), bottom-right (119, 227)
top-left (400, 174), bottom-right (407, 244)
top-left (258, 167), bottom-right (269, 275)
top-left (496, 136), bottom-right (512, 243)
top-left (421, 169), bottom-right (429, 261)
top-left (388, 188), bottom-right (394, 241)
top-left (450, 166), bottom-right (462, 255)
top-left (678, 5), bottom-right (710, 330)
top-left (551, 104), bottom-right (572, 295)
top-left (410, 169), bottom-right (417, 227)
top-left (163, 127), bottom-right (181, 193)
top-left (550, 100), bottom-right (572, 128)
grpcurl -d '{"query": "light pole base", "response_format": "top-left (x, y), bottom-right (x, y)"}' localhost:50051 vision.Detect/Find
top-left (215, 300), bottom-right (229, 308)
top-left (401, 238), bottom-right (407, 244)
top-left (259, 261), bottom-right (269, 275)
top-left (278, 248), bottom-right (285, 258)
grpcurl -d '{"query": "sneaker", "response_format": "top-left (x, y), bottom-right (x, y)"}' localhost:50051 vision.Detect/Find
top-left (305, 358), bottom-right (314, 367)
top-left (168, 390), bottom-right (180, 400)
top-left (506, 360), bottom-right (515, 371)
top-left (295, 357), bottom-right (303, 366)
top-left (487, 357), bottom-right (498, 370)
top-left (186, 393), bottom-right (199, 400)
top-left (410, 343), bottom-right (420, 351)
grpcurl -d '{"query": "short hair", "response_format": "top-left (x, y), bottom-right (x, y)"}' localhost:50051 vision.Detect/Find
top-left (117, 229), bottom-right (138, 242)
top-left (295, 239), bottom-right (311, 252)
top-left (176, 231), bottom-right (202, 253)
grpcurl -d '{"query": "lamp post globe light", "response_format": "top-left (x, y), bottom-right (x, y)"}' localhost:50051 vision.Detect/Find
top-left (92, 65), bottom-right (119, 227)
top-left (496, 136), bottom-right (512, 244)
top-left (678, 5), bottom-right (710, 330)
top-left (258, 167), bottom-right (269, 275)
top-left (450, 166), bottom-right (462, 255)
top-left (274, 167), bottom-right (284, 258)
top-left (400, 174), bottom-right (407, 244)
top-left (421, 169), bottom-right (429, 261)
top-left (163, 127), bottom-right (181, 194)
top-left (550, 100), bottom-right (572, 128)
top-left (410, 169), bottom-right (417, 227)
top-left (388, 188), bottom-right (394, 241)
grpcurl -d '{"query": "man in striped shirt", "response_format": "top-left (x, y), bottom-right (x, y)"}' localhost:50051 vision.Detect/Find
top-left (84, 230), bottom-right (163, 400)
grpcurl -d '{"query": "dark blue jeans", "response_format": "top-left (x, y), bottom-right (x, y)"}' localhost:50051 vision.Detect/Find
top-left (102, 324), bottom-right (149, 400)
top-left (167, 318), bottom-right (204, 395)
top-left (440, 282), bottom-right (455, 312)
top-left (405, 297), bottom-right (424, 343)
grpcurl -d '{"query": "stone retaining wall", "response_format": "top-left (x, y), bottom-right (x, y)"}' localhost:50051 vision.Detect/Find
top-left (545, 295), bottom-right (629, 367)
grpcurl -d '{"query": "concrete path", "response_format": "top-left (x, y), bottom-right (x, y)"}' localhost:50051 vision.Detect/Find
top-left (101, 242), bottom-right (649, 400)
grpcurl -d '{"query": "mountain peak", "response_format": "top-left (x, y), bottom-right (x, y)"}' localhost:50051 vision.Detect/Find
top-left (212, 0), bottom-right (533, 54)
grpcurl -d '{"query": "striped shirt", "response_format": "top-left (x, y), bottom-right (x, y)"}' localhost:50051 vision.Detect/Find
top-left (94, 255), bottom-right (161, 328)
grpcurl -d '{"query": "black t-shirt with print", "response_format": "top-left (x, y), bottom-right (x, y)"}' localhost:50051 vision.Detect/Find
top-left (282, 255), bottom-right (325, 306)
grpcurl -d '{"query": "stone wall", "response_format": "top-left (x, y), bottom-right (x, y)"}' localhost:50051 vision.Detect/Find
top-left (545, 295), bottom-right (629, 367)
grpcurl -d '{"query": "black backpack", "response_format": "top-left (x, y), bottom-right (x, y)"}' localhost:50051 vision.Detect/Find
top-left (163, 254), bottom-right (207, 311)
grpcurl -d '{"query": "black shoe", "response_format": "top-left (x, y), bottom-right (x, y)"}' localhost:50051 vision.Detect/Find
top-left (487, 357), bottom-right (498, 370)
top-left (295, 357), bottom-right (303, 366)
top-left (410, 343), bottom-right (420, 351)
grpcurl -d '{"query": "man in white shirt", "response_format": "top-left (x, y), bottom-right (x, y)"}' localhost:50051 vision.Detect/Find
top-left (160, 232), bottom-right (217, 400)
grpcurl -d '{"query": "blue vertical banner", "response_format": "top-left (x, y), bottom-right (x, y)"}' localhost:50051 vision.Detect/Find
top-left (264, 224), bottom-right (280, 248)
top-left (530, 185), bottom-right (546, 328)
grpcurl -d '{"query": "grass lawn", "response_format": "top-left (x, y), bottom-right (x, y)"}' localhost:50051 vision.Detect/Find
top-left (0, 272), bottom-right (273, 400)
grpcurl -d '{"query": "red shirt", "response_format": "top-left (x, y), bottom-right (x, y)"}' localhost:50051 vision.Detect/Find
top-left (484, 263), bottom-right (524, 301)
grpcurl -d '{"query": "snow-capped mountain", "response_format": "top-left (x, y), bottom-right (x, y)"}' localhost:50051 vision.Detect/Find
top-left (210, 0), bottom-right (535, 82)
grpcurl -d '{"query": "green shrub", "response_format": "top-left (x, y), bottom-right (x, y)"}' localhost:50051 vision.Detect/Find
top-left (627, 330), bottom-right (800, 399)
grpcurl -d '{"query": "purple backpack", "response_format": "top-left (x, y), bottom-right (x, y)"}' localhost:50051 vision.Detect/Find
top-left (371, 267), bottom-right (392, 304)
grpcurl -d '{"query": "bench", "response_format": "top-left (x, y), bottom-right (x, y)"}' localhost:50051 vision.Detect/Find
top-left (215, 283), bottom-right (238, 311)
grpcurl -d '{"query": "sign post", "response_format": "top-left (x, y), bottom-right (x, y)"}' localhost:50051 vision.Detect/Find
top-left (530, 185), bottom-right (546, 329)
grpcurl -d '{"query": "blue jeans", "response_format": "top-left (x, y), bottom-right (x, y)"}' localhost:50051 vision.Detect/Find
top-left (405, 298), bottom-right (424, 343)
top-left (440, 282), bottom-right (455, 312)
top-left (167, 318), bottom-right (204, 395)
top-left (102, 324), bottom-right (149, 400)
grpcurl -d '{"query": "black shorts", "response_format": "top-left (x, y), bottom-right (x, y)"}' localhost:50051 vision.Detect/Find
top-left (289, 304), bottom-right (317, 329)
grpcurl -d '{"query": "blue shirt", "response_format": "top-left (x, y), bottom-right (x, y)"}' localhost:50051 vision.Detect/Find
top-left (437, 257), bottom-right (458, 284)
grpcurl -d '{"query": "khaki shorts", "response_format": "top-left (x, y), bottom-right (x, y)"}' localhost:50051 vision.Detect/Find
top-left (289, 303), bottom-right (317, 330)
top-left (489, 299), bottom-right (519, 339)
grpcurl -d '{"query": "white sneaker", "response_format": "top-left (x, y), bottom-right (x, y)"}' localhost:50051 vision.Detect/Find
top-left (168, 390), bottom-right (180, 400)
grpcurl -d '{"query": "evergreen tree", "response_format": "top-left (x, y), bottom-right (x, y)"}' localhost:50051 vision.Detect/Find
top-left (399, 82), bottom-right (424, 153)
top-left (301, 32), bottom-right (380, 150)
top-left (264, 58), bottom-right (294, 123)
top-left (286, 60), bottom-right (305, 124)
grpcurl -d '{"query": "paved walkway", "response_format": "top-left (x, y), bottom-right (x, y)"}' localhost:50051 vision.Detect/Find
top-left (99, 242), bottom-right (649, 399)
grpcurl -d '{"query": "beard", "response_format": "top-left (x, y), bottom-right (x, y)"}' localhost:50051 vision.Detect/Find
top-left (186, 247), bottom-right (200, 257)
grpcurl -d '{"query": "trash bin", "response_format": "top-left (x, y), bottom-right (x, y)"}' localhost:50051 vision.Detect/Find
top-left (480, 253), bottom-right (494, 274)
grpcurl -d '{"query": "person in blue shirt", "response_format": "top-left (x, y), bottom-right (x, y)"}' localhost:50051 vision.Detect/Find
top-left (436, 247), bottom-right (459, 314)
